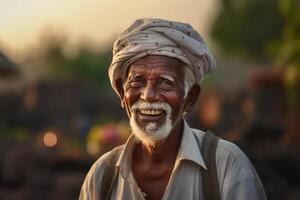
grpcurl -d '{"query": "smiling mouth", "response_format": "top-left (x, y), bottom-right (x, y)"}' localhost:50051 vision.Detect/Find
top-left (136, 109), bottom-right (166, 123)
top-left (138, 109), bottom-right (164, 116)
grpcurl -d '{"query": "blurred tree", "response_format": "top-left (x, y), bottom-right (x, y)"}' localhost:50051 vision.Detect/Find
top-left (279, 0), bottom-right (300, 108)
top-left (211, 0), bottom-right (285, 60)
top-left (41, 31), bottom-right (67, 65)
top-left (55, 48), bottom-right (112, 89)
top-left (40, 31), bottom-right (112, 90)
top-left (279, 0), bottom-right (300, 64)
top-left (279, 0), bottom-right (300, 145)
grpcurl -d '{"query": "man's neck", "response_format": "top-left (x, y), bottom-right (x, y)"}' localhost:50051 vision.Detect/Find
top-left (135, 120), bottom-right (184, 164)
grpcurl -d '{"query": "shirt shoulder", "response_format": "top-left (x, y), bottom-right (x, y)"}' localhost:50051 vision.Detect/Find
top-left (191, 129), bottom-right (267, 200)
top-left (79, 150), bottom-right (114, 200)
top-left (216, 139), bottom-right (256, 179)
top-left (216, 139), bottom-right (267, 200)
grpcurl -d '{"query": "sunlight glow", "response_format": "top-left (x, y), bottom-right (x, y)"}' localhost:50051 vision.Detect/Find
top-left (0, 0), bottom-right (219, 52)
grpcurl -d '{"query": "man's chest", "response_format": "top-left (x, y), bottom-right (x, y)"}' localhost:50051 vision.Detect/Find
top-left (132, 160), bottom-right (174, 200)
top-left (133, 168), bottom-right (172, 200)
top-left (113, 163), bottom-right (203, 200)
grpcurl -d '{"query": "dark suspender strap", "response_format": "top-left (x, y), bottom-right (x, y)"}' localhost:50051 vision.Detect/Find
top-left (102, 145), bottom-right (124, 200)
top-left (201, 131), bottom-right (220, 200)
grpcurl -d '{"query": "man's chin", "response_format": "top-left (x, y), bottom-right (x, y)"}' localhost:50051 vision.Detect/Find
top-left (130, 117), bottom-right (172, 146)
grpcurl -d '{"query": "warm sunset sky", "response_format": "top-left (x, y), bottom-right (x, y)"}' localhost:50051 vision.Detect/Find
top-left (0, 0), bottom-right (219, 52)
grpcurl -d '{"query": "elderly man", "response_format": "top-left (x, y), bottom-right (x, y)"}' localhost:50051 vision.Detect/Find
top-left (80, 18), bottom-right (267, 200)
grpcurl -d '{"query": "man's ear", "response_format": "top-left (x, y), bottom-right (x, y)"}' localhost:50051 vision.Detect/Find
top-left (184, 84), bottom-right (201, 113)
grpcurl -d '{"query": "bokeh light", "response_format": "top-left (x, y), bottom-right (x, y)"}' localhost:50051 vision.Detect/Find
top-left (43, 131), bottom-right (58, 147)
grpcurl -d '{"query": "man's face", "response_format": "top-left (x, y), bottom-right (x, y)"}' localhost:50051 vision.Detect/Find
top-left (121, 55), bottom-right (187, 145)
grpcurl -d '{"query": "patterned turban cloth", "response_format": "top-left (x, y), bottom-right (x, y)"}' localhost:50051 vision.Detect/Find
top-left (108, 18), bottom-right (216, 96)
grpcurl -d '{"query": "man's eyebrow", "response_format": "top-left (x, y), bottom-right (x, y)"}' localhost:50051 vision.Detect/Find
top-left (160, 75), bottom-right (175, 83)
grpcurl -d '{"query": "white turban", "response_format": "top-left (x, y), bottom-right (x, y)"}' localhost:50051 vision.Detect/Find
top-left (108, 18), bottom-right (216, 96)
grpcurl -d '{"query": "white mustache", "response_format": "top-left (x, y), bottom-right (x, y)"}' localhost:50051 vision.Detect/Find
top-left (131, 100), bottom-right (171, 112)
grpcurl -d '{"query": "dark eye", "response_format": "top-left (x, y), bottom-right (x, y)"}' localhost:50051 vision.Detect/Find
top-left (128, 75), bottom-right (145, 88)
top-left (159, 78), bottom-right (175, 90)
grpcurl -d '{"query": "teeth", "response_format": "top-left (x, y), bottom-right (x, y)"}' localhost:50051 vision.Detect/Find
top-left (139, 109), bottom-right (163, 115)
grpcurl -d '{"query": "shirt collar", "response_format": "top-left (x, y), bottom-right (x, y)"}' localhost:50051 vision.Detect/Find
top-left (116, 134), bottom-right (139, 180)
top-left (176, 120), bottom-right (207, 170)
top-left (116, 119), bottom-right (207, 180)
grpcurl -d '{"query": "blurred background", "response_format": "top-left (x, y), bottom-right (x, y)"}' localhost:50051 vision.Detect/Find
top-left (0, 0), bottom-right (299, 199)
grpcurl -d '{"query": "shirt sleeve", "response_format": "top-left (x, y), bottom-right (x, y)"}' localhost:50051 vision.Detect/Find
top-left (216, 140), bottom-right (267, 200)
top-left (79, 151), bottom-right (112, 200)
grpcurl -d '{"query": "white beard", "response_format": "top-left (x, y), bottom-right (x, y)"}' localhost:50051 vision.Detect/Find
top-left (129, 100), bottom-right (173, 146)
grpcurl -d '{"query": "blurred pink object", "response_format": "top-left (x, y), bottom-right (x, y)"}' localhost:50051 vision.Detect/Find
top-left (102, 125), bottom-right (119, 142)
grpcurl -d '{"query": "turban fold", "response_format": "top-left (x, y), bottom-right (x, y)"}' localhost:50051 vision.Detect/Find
top-left (108, 18), bottom-right (216, 96)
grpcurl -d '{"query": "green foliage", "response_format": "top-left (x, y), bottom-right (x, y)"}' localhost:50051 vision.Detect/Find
top-left (285, 64), bottom-right (300, 108)
top-left (40, 32), bottom-right (112, 89)
top-left (211, 0), bottom-right (285, 59)
top-left (57, 48), bottom-right (112, 89)
top-left (278, 0), bottom-right (300, 64)
top-left (279, 0), bottom-right (300, 108)
top-left (0, 125), bottom-right (30, 141)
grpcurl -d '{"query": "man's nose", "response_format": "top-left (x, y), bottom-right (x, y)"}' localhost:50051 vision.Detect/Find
top-left (140, 82), bottom-right (159, 102)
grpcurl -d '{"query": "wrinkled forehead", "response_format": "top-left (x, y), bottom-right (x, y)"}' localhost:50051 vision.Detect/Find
top-left (127, 66), bottom-right (178, 82)
top-left (123, 55), bottom-right (185, 80)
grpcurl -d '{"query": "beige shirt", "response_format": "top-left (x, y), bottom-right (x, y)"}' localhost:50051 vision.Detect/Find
top-left (80, 121), bottom-right (267, 200)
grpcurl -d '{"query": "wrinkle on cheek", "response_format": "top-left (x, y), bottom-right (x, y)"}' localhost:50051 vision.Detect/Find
top-left (124, 90), bottom-right (139, 113)
top-left (161, 91), bottom-right (184, 100)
